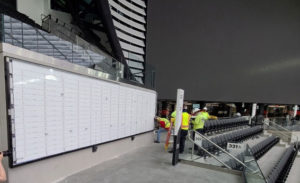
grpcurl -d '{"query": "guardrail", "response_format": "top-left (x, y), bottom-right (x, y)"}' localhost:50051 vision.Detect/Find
top-left (188, 130), bottom-right (256, 172)
top-left (263, 121), bottom-right (299, 149)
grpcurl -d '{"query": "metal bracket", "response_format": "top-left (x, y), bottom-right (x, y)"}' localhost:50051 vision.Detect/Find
top-left (131, 136), bottom-right (135, 141)
top-left (92, 145), bottom-right (98, 152)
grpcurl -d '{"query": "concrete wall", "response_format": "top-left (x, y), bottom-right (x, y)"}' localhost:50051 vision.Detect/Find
top-left (17, 0), bottom-right (45, 25)
top-left (147, 0), bottom-right (300, 104)
top-left (7, 132), bottom-right (153, 183)
top-left (0, 45), bottom-right (155, 183)
top-left (17, 0), bottom-right (71, 25)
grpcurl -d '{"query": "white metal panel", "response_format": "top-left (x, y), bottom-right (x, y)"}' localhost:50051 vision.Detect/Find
top-left (118, 86), bottom-right (127, 138)
top-left (130, 89), bottom-right (138, 135)
top-left (78, 78), bottom-right (91, 148)
top-left (124, 87), bottom-right (132, 136)
top-left (113, 20), bottom-right (145, 39)
top-left (147, 93), bottom-right (154, 131)
top-left (13, 69), bottom-right (25, 161)
top-left (116, 30), bottom-right (145, 47)
top-left (63, 74), bottom-right (79, 151)
top-left (111, 9), bottom-right (145, 31)
top-left (123, 50), bottom-right (144, 62)
top-left (118, 0), bottom-right (146, 15)
top-left (101, 82), bottom-right (111, 143)
top-left (9, 58), bottom-right (156, 165)
top-left (128, 61), bottom-right (144, 69)
top-left (45, 70), bottom-right (64, 156)
top-left (142, 91), bottom-right (149, 132)
top-left (109, 0), bottom-right (146, 23)
top-left (131, 0), bottom-right (146, 8)
top-left (130, 68), bottom-right (144, 77)
top-left (12, 61), bottom-right (47, 164)
top-left (120, 41), bottom-right (145, 54)
top-left (90, 80), bottom-right (103, 145)
top-left (109, 84), bottom-right (119, 141)
top-left (136, 90), bottom-right (145, 132)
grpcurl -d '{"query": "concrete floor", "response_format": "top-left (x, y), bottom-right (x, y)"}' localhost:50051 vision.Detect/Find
top-left (58, 141), bottom-right (243, 183)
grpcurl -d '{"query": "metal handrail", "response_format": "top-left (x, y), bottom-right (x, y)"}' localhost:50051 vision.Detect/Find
top-left (192, 130), bottom-right (256, 172)
top-left (187, 131), bottom-right (232, 169)
top-left (271, 121), bottom-right (299, 144)
top-left (263, 121), bottom-right (299, 148)
top-left (264, 121), bottom-right (298, 141)
top-left (270, 121), bottom-right (293, 132)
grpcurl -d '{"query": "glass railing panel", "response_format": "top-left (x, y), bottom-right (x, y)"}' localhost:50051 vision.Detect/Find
top-left (243, 145), bottom-right (266, 183)
top-left (0, 14), bottom-right (126, 80)
top-left (181, 130), bottom-right (247, 170)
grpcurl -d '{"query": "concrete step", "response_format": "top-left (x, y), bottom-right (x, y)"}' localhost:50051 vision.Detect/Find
top-left (257, 146), bottom-right (287, 178)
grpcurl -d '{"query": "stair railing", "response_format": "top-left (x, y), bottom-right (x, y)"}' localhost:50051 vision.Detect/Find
top-left (189, 130), bottom-right (256, 172)
top-left (264, 120), bottom-right (299, 149)
top-left (187, 131), bottom-right (231, 169)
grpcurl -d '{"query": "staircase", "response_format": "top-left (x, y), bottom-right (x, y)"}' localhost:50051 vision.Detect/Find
top-left (178, 117), bottom-right (299, 183)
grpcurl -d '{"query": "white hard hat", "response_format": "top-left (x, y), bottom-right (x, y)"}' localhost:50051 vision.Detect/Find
top-left (203, 107), bottom-right (208, 111)
top-left (236, 113), bottom-right (241, 117)
top-left (193, 108), bottom-right (200, 113)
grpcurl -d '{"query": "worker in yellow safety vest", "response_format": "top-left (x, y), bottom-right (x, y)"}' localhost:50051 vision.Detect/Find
top-left (192, 108), bottom-right (209, 151)
top-left (154, 117), bottom-right (171, 143)
top-left (170, 108), bottom-right (191, 153)
top-left (202, 107), bottom-right (218, 120)
top-left (192, 109), bottom-right (207, 134)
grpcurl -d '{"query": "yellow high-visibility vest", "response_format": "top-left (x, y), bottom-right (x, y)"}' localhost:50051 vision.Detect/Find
top-left (160, 118), bottom-right (171, 128)
top-left (181, 112), bottom-right (190, 130)
top-left (171, 111), bottom-right (176, 124)
top-left (171, 111), bottom-right (190, 130)
top-left (192, 112), bottom-right (206, 130)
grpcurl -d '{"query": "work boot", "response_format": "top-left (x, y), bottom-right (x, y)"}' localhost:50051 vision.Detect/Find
top-left (154, 140), bottom-right (160, 143)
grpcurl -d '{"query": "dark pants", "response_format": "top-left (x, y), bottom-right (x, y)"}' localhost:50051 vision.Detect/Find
top-left (179, 130), bottom-right (188, 153)
top-left (193, 129), bottom-right (204, 150)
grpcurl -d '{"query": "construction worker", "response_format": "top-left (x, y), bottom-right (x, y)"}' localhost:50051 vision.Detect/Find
top-left (192, 109), bottom-right (207, 134)
top-left (191, 109), bottom-right (207, 151)
top-left (202, 107), bottom-right (218, 120)
top-left (180, 108), bottom-right (191, 153)
top-left (154, 117), bottom-right (171, 143)
top-left (202, 107), bottom-right (210, 120)
top-left (171, 107), bottom-right (191, 153)
top-left (170, 110), bottom-right (176, 125)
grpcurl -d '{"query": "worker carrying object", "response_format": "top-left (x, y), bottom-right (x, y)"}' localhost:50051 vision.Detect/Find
top-left (192, 108), bottom-right (207, 134)
top-left (171, 108), bottom-right (191, 153)
top-left (154, 117), bottom-right (171, 143)
top-left (197, 107), bottom-right (218, 120)
top-left (191, 108), bottom-right (209, 151)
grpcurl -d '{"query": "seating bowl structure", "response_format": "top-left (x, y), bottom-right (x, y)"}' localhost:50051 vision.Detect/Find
top-left (266, 145), bottom-right (298, 183)
top-left (187, 117), bottom-right (299, 182)
top-left (204, 117), bottom-right (249, 134)
top-left (251, 136), bottom-right (280, 160)
top-left (199, 126), bottom-right (263, 155)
